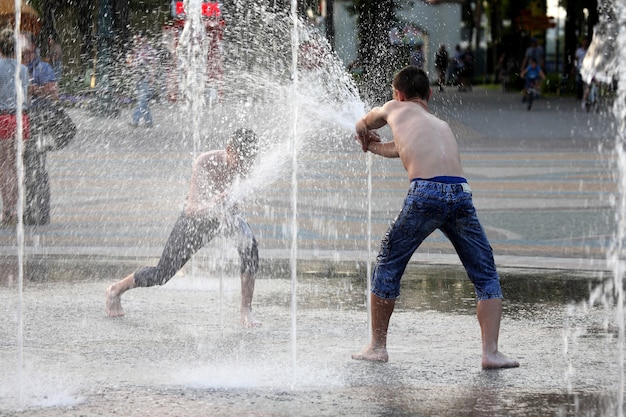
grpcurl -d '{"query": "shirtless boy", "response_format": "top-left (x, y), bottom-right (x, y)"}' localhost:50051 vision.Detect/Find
top-left (106, 128), bottom-right (261, 327)
top-left (352, 66), bottom-right (519, 369)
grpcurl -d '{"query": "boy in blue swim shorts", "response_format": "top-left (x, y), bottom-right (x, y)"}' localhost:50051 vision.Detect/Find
top-left (352, 66), bottom-right (519, 369)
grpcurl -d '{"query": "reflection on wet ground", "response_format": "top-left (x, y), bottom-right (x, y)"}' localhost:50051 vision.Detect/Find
top-left (0, 257), bottom-right (622, 416)
top-left (276, 262), bottom-right (603, 315)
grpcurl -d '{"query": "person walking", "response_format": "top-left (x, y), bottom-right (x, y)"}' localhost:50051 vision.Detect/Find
top-left (457, 46), bottom-right (474, 91)
top-left (520, 37), bottom-right (545, 74)
top-left (0, 28), bottom-right (30, 226)
top-left (352, 66), bottom-right (519, 369)
top-left (575, 38), bottom-right (590, 106)
top-left (47, 34), bottom-right (63, 82)
top-left (452, 44), bottom-right (464, 86)
top-left (106, 128), bottom-right (262, 328)
top-left (21, 34), bottom-right (60, 225)
top-left (127, 33), bottom-right (157, 128)
top-left (434, 44), bottom-right (448, 92)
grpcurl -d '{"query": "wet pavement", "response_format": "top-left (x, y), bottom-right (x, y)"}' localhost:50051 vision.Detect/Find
top-left (0, 264), bottom-right (621, 416)
top-left (0, 86), bottom-right (623, 415)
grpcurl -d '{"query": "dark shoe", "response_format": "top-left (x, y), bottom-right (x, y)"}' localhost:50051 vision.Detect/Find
top-left (128, 122), bottom-right (138, 128)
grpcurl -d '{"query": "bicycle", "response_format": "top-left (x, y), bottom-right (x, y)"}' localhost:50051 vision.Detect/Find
top-left (525, 80), bottom-right (540, 111)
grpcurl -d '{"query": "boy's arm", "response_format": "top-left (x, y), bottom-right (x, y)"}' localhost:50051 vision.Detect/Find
top-left (367, 139), bottom-right (399, 158)
top-left (356, 106), bottom-right (388, 135)
top-left (355, 103), bottom-right (392, 152)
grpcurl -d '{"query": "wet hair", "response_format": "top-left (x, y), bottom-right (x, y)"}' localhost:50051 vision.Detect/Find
top-left (392, 66), bottom-right (430, 100)
top-left (227, 128), bottom-right (259, 162)
top-left (0, 28), bottom-right (15, 56)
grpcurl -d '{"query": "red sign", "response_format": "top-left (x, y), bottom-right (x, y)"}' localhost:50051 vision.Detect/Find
top-left (174, 1), bottom-right (221, 18)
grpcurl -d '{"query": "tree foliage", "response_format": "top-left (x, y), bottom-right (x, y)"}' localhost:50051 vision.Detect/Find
top-left (344, 0), bottom-right (399, 105)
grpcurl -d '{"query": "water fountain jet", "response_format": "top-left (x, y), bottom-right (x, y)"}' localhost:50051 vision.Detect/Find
top-left (580, 1), bottom-right (626, 415)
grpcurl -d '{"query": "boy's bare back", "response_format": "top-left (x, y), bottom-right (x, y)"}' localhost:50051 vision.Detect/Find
top-left (383, 100), bottom-right (464, 180)
top-left (362, 98), bottom-right (465, 180)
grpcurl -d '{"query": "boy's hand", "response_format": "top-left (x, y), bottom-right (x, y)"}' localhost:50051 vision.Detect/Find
top-left (356, 130), bottom-right (381, 152)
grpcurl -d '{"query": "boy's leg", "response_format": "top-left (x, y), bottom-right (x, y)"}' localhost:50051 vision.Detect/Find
top-left (105, 214), bottom-right (213, 317)
top-left (106, 273), bottom-right (137, 316)
top-left (351, 293), bottom-right (395, 362)
top-left (477, 298), bottom-right (519, 369)
top-left (352, 184), bottom-right (439, 362)
top-left (233, 215), bottom-right (261, 327)
top-left (240, 272), bottom-right (260, 327)
top-left (442, 200), bottom-right (519, 369)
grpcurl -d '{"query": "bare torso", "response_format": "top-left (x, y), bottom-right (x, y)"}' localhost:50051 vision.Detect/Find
top-left (357, 99), bottom-right (464, 181)
top-left (385, 100), bottom-right (464, 180)
top-left (185, 149), bottom-right (237, 215)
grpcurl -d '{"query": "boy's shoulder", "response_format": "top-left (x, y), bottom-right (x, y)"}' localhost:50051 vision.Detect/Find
top-left (195, 149), bottom-right (226, 163)
top-left (199, 149), bottom-right (225, 157)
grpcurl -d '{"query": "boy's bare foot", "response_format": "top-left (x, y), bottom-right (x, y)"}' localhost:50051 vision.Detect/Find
top-left (482, 351), bottom-right (520, 369)
top-left (241, 309), bottom-right (261, 328)
top-left (106, 285), bottom-right (125, 317)
top-left (351, 345), bottom-right (389, 362)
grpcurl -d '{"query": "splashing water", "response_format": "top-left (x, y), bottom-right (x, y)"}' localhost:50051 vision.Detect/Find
top-left (197, 8), bottom-right (367, 220)
top-left (221, 11), bottom-right (366, 204)
top-left (581, 3), bottom-right (618, 85)
top-left (13, 0), bottom-right (27, 408)
top-left (177, 0), bottom-right (209, 155)
top-left (289, 0), bottom-right (300, 388)
top-left (213, 3), bottom-right (367, 387)
top-left (6, 1), bottom-right (370, 409)
top-left (582, 0), bottom-right (626, 415)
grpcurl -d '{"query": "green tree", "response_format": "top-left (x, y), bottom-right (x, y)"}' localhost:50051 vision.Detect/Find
top-left (345, 0), bottom-right (399, 106)
top-left (563, 0), bottom-right (597, 76)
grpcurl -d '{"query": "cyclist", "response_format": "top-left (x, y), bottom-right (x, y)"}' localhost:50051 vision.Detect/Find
top-left (520, 58), bottom-right (545, 105)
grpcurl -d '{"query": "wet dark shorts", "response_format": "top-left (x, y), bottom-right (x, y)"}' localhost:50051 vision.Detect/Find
top-left (371, 179), bottom-right (502, 301)
top-left (134, 212), bottom-right (259, 288)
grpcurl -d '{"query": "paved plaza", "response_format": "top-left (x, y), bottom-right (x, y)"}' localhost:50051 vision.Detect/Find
top-left (0, 86), bottom-right (617, 272)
